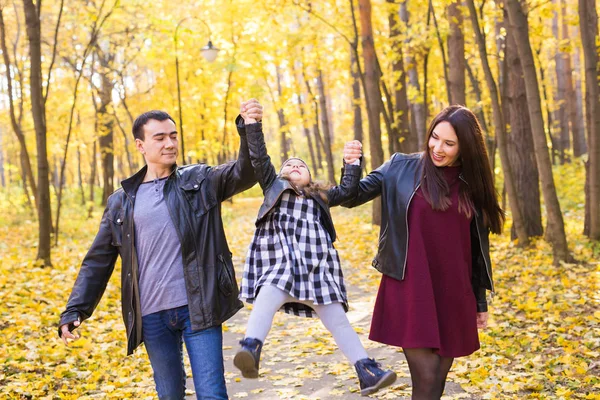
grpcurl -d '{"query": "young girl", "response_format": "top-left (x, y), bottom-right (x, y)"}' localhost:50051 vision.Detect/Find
top-left (233, 102), bottom-right (396, 396)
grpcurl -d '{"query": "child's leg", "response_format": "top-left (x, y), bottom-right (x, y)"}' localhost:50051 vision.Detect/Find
top-left (310, 302), bottom-right (369, 364)
top-left (245, 285), bottom-right (293, 342)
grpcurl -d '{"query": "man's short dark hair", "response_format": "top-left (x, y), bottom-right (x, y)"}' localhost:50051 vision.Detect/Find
top-left (132, 110), bottom-right (176, 140)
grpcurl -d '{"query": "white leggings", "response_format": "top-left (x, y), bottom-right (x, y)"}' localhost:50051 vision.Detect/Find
top-left (245, 285), bottom-right (369, 364)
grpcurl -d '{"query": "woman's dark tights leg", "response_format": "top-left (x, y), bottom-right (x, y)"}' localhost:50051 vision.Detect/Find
top-left (403, 348), bottom-right (454, 400)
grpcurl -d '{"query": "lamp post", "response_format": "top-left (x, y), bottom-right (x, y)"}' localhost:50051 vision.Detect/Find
top-left (174, 18), bottom-right (219, 164)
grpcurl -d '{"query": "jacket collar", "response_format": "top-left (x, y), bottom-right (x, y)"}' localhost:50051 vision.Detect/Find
top-left (121, 164), bottom-right (178, 199)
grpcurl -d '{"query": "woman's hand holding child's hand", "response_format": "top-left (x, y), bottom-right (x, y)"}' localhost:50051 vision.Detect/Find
top-left (344, 140), bottom-right (362, 165)
top-left (241, 99), bottom-right (263, 124)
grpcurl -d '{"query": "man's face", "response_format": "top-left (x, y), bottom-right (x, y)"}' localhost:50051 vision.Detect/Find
top-left (135, 119), bottom-right (178, 168)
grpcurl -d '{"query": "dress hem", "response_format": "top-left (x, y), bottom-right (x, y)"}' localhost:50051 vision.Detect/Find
top-left (368, 333), bottom-right (479, 358)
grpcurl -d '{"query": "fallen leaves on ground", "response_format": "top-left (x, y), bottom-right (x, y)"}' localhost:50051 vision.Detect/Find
top-left (0, 162), bottom-right (597, 399)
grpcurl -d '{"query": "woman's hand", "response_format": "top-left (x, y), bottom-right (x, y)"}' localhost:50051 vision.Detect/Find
top-left (476, 312), bottom-right (488, 329)
top-left (344, 140), bottom-right (362, 164)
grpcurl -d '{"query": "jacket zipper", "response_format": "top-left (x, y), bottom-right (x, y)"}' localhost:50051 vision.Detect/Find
top-left (401, 183), bottom-right (420, 279)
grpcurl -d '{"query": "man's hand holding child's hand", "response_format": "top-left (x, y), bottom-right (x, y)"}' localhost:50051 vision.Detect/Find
top-left (241, 99), bottom-right (263, 124)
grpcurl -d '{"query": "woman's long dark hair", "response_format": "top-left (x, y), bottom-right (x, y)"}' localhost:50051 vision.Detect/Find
top-left (420, 105), bottom-right (504, 234)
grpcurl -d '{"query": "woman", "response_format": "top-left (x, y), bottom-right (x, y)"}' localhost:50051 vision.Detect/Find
top-left (342, 105), bottom-right (504, 399)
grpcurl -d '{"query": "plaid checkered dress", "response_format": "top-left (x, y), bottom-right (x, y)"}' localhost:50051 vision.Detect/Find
top-left (240, 192), bottom-right (348, 318)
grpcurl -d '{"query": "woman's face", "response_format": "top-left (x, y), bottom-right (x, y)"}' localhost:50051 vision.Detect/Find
top-left (281, 159), bottom-right (311, 187)
top-left (428, 121), bottom-right (460, 167)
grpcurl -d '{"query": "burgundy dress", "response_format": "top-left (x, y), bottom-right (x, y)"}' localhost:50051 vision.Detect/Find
top-left (369, 166), bottom-right (480, 358)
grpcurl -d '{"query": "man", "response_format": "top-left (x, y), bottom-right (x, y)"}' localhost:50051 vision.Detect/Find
top-left (58, 100), bottom-right (264, 399)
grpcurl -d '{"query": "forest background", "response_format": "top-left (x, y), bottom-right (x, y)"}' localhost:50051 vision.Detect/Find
top-left (0, 0), bottom-right (598, 398)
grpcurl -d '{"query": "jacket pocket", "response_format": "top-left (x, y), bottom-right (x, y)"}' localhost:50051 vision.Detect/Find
top-left (217, 253), bottom-right (235, 297)
top-left (181, 177), bottom-right (217, 217)
top-left (108, 209), bottom-right (124, 246)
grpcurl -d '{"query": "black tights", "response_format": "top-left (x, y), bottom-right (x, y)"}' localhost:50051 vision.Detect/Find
top-left (403, 348), bottom-right (454, 400)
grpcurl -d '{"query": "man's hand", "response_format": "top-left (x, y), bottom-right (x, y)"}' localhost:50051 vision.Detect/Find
top-left (60, 319), bottom-right (81, 345)
top-left (241, 99), bottom-right (263, 124)
top-left (344, 140), bottom-right (362, 164)
top-left (476, 312), bottom-right (488, 329)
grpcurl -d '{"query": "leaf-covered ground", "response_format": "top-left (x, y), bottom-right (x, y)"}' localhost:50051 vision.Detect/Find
top-left (0, 161), bottom-right (598, 399)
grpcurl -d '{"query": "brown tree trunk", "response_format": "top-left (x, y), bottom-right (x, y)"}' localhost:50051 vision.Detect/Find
top-left (505, 21), bottom-right (544, 239)
top-left (88, 139), bottom-right (97, 218)
top-left (572, 34), bottom-right (588, 155)
top-left (538, 58), bottom-right (558, 165)
top-left (400, 1), bottom-right (426, 149)
top-left (23, 0), bottom-right (52, 266)
top-left (579, 0), bottom-right (600, 239)
top-left (388, 0), bottom-right (413, 154)
top-left (358, 0), bottom-right (384, 225)
top-left (20, 151), bottom-right (34, 211)
top-left (447, 0), bottom-right (466, 105)
top-left (561, 3), bottom-right (583, 158)
top-left (350, 47), bottom-right (364, 144)
top-left (430, 0), bottom-right (451, 104)
top-left (77, 143), bottom-right (85, 206)
top-left (294, 62), bottom-right (318, 174)
top-left (317, 70), bottom-right (336, 184)
top-left (275, 65), bottom-right (290, 165)
top-left (466, 0), bottom-right (529, 246)
top-left (0, 7), bottom-right (37, 205)
top-left (113, 112), bottom-right (134, 175)
top-left (552, 3), bottom-right (570, 164)
top-left (219, 67), bottom-right (235, 165)
top-left (96, 67), bottom-right (114, 206)
top-left (0, 127), bottom-right (5, 188)
top-left (466, 62), bottom-right (496, 172)
top-left (304, 76), bottom-right (324, 174)
top-left (423, 3), bottom-right (433, 129)
top-left (505, 0), bottom-right (571, 261)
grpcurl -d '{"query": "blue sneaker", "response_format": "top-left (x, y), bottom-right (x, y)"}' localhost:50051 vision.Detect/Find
top-left (233, 337), bottom-right (263, 379)
top-left (354, 358), bottom-right (397, 396)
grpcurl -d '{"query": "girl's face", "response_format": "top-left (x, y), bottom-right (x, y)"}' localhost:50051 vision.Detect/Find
top-left (281, 159), bottom-right (311, 188)
top-left (428, 121), bottom-right (460, 167)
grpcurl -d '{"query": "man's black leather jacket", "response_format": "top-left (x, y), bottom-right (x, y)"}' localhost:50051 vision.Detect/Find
top-left (58, 118), bottom-right (259, 355)
top-left (245, 125), bottom-right (362, 243)
top-left (342, 152), bottom-right (494, 312)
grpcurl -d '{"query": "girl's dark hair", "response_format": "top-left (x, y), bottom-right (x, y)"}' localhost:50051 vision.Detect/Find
top-left (419, 105), bottom-right (504, 234)
top-left (279, 172), bottom-right (332, 202)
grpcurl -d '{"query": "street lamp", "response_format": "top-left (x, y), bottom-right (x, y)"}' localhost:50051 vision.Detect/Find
top-left (174, 17), bottom-right (220, 164)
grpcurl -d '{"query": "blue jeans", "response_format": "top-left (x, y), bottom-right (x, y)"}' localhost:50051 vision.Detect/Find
top-left (142, 305), bottom-right (228, 400)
